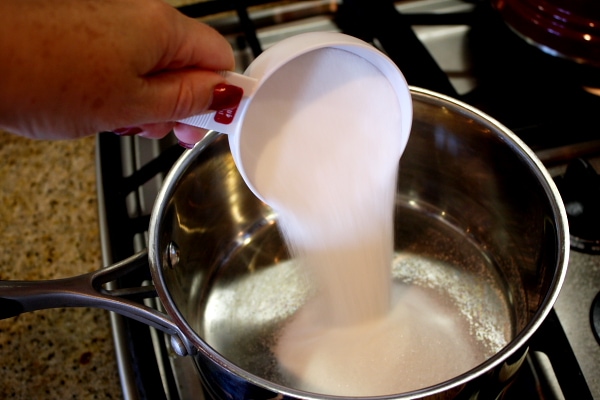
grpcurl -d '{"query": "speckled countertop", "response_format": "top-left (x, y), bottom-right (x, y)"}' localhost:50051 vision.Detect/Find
top-left (0, 130), bottom-right (122, 399)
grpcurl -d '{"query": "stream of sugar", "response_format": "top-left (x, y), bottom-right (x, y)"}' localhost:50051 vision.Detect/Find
top-left (240, 47), bottom-right (489, 395)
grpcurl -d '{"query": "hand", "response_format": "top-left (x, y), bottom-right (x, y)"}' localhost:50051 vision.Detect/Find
top-left (0, 0), bottom-right (236, 143)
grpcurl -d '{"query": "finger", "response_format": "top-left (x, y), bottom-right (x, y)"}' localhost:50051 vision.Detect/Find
top-left (173, 122), bottom-right (209, 146)
top-left (130, 15), bottom-right (236, 127)
top-left (136, 122), bottom-right (176, 139)
top-left (139, 69), bottom-right (225, 122)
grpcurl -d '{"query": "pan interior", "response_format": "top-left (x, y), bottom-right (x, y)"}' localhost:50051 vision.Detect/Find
top-left (154, 91), bottom-right (565, 396)
top-left (190, 198), bottom-right (514, 394)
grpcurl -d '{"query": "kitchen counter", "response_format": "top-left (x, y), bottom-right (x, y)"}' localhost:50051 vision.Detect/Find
top-left (0, 130), bottom-right (122, 399)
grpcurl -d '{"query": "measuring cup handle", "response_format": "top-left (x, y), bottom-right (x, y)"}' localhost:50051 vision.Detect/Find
top-left (177, 71), bottom-right (258, 135)
top-left (0, 250), bottom-right (196, 356)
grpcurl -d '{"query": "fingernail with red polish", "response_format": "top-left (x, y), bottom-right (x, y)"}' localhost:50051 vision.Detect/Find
top-left (178, 140), bottom-right (195, 149)
top-left (112, 127), bottom-right (143, 136)
top-left (209, 83), bottom-right (243, 111)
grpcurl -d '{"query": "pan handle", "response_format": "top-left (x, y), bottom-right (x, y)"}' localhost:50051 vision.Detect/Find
top-left (0, 249), bottom-right (196, 356)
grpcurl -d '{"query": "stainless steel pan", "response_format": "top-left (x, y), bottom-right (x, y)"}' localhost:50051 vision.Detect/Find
top-left (0, 88), bottom-right (568, 399)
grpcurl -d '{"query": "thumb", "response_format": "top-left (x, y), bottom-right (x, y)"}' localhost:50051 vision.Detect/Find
top-left (138, 68), bottom-right (227, 123)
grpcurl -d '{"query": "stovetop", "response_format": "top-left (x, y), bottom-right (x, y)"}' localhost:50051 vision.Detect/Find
top-left (96, 1), bottom-right (600, 398)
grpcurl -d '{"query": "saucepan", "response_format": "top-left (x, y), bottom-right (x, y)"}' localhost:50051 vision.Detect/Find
top-left (0, 87), bottom-right (568, 399)
top-left (491, 0), bottom-right (600, 68)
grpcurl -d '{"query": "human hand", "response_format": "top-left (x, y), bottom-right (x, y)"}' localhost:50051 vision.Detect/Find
top-left (0, 0), bottom-right (238, 144)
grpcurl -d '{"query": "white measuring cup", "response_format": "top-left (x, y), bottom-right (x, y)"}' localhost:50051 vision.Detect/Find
top-left (179, 31), bottom-right (413, 204)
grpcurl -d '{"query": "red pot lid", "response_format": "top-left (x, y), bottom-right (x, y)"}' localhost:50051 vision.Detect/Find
top-left (492, 0), bottom-right (600, 67)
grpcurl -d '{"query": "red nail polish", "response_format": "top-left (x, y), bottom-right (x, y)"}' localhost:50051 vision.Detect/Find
top-left (178, 140), bottom-right (195, 149)
top-left (209, 83), bottom-right (243, 111)
top-left (113, 127), bottom-right (143, 136)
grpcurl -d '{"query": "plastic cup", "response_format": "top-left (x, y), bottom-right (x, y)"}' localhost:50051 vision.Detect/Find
top-left (179, 31), bottom-right (412, 204)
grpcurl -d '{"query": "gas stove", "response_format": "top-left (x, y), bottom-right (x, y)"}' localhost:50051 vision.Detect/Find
top-left (96, 1), bottom-right (600, 398)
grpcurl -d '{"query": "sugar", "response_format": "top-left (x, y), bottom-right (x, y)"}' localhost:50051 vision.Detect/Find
top-left (275, 284), bottom-right (486, 396)
top-left (241, 47), bottom-right (403, 325)
top-left (240, 47), bottom-right (483, 395)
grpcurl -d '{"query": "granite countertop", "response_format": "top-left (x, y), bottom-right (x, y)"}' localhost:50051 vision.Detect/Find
top-left (0, 130), bottom-right (122, 399)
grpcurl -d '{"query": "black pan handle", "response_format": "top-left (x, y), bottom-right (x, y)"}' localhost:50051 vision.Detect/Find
top-left (0, 250), bottom-right (196, 356)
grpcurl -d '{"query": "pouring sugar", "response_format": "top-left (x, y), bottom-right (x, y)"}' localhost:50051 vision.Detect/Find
top-left (240, 47), bottom-right (402, 325)
top-left (238, 47), bottom-right (491, 395)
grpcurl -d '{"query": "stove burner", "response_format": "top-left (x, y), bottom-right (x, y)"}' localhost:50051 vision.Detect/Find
top-left (554, 158), bottom-right (600, 253)
top-left (593, 292), bottom-right (600, 346)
